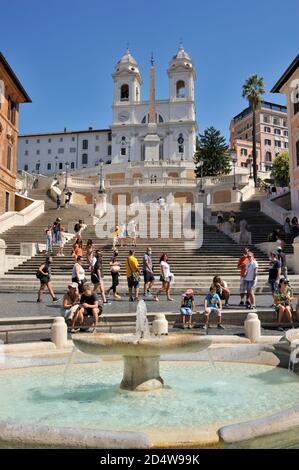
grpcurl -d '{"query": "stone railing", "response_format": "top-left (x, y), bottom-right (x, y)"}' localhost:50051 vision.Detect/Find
top-left (0, 200), bottom-right (45, 235)
top-left (201, 173), bottom-right (249, 187)
top-left (106, 177), bottom-right (197, 188)
top-left (260, 197), bottom-right (293, 225)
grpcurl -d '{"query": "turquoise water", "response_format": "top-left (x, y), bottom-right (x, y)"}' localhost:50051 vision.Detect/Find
top-left (0, 361), bottom-right (299, 434)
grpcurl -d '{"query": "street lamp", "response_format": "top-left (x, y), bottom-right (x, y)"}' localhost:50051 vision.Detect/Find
top-left (54, 156), bottom-right (58, 178)
top-left (64, 161), bottom-right (70, 191)
top-left (98, 158), bottom-right (105, 194)
top-left (198, 158), bottom-right (205, 193)
top-left (128, 140), bottom-right (131, 163)
top-left (247, 156), bottom-right (253, 179)
top-left (230, 150), bottom-right (237, 190)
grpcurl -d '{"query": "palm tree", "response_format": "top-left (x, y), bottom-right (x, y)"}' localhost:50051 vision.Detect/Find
top-left (242, 75), bottom-right (266, 187)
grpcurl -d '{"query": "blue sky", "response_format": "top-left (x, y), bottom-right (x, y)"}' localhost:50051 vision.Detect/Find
top-left (1, 0), bottom-right (298, 140)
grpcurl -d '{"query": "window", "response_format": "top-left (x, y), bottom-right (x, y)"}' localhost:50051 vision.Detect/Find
top-left (296, 140), bottom-right (299, 166)
top-left (96, 135), bottom-right (99, 140)
top-left (7, 97), bottom-right (17, 125)
top-left (36, 162), bottom-right (40, 171)
top-left (36, 150), bottom-right (40, 155)
top-left (284, 130), bottom-right (288, 136)
top-left (293, 85), bottom-right (299, 115)
top-left (72, 136), bottom-right (75, 142)
top-left (36, 139), bottom-right (40, 143)
top-left (263, 115), bottom-right (270, 123)
top-left (158, 114), bottom-right (164, 123)
top-left (284, 142), bottom-right (289, 149)
top-left (82, 154), bottom-right (88, 165)
top-left (265, 151), bottom-right (272, 162)
top-left (275, 140), bottom-right (281, 147)
top-left (95, 145), bottom-right (99, 152)
top-left (60, 137), bottom-right (63, 142)
top-left (59, 162), bottom-right (63, 170)
top-left (121, 147), bottom-right (126, 156)
top-left (264, 139), bottom-right (271, 145)
top-left (7, 146), bottom-right (12, 170)
top-left (24, 164), bottom-right (28, 171)
top-left (108, 133), bottom-right (112, 141)
top-left (82, 139), bottom-right (88, 150)
top-left (241, 148), bottom-right (248, 156)
top-left (58, 148), bottom-right (64, 154)
top-left (274, 128), bottom-right (281, 135)
top-left (264, 126), bottom-right (271, 133)
top-left (25, 139), bottom-right (28, 144)
top-left (177, 134), bottom-right (184, 153)
top-left (70, 147), bottom-right (76, 153)
top-left (25, 150), bottom-right (28, 156)
top-left (159, 142), bottom-right (164, 160)
top-left (120, 84), bottom-right (129, 101)
top-left (141, 115), bottom-right (147, 124)
top-left (273, 117), bottom-right (279, 126)
top-left (108, 145), bottom-right (112, 156)
top-left (47, 163), bottom-right (51, 170)
top-left (176, 80), bottom-right (186, 98)
top-left (283, 120), bottom-right (287, 127)
top-left (48, 149), bottom-right (51, 154)
top-left (71, 162), bottom-right (75, 169)
top-left (48, 138), bottom-right (51, 143)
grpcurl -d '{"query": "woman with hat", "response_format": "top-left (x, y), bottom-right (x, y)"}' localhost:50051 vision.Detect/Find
top-left (180, 288), bottom-right (196, 329)
top-left (62, 282), bottom-right (81, 332)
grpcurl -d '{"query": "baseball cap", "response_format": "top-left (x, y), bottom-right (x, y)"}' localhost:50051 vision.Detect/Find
top-left (68, 282), bottom-right (78, 289)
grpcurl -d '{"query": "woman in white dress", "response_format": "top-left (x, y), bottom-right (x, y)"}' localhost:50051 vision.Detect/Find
top-left (118, 222), bottom-right (126, 247)
top-left (156, 253), bottom-right (174, 301)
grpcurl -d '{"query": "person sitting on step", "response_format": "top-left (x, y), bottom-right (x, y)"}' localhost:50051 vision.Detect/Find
top-left (203, 286), bottom-right (224, 331)
top-left (180, 288), bottom-right (196, 329)
top-left (212, 276), bottom-right (230, 307)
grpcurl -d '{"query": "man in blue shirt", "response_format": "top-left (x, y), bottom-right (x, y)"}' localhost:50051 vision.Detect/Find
top-left (203, 286), bottom-right (224, 331)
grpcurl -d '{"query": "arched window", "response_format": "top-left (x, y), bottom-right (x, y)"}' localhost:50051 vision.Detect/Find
top-left (176, 80), bottom-right (186, 98)
top-left (141, 113), bottom-right (164, 124)
top-left (120, 84), bottom-right (129, 101)
top-left (82, 139), bottom-right (88, 150)
top-left (177, 133), bottom-right (184, 153)
top-left (265, 151), bottom-right (272, 162)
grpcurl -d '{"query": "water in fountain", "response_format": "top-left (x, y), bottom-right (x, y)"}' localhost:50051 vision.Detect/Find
top-left (63, 346), bottom-right (78, 385)
top-left (135, 299), bottom-right (150, 339)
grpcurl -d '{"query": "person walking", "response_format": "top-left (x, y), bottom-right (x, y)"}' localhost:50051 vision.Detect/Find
top-left (268, 251), bottom-right (282, 304)
top-left (112, 224), bottom-right (119, 250)
top-left (143, 247), bottom-right (157, 298)
top-left (36, 256), bottom-right (59, 303)
top-left (86, 239), bottom-right (95, 270)
top-left (71, 256), bottom-right (86, 293)
top-left (45, 225), bottom-right (53, 253)
top-left (237, 247), bottom-right (250, 306)
top-left (216, 211), bottom-right (224, 232)
top-left (125, 249), bottom-right (141, 302)
top-left (71, 238), bottom-right (83, 258)
top-left (91, 251), bottom-right (109, 304)
top-left (156, 253), bottom-right (174, 301)
top-left (107, 249), bottom-right (121, 300)
top-left (244, 252), bottom-right (258, 309)
top-left (128, 219), bottom-right (137, 247)
top-left (52, 217), bottom-right (61, 244)
top-left (56, 222), bottom-right (65, 257)
top-left (276, 247), bottom-right (288, 280)
top-left (56, 194), bottom-right (61, 210)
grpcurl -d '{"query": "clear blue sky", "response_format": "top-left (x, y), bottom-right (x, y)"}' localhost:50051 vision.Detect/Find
top-left (1, 0), bottom-right (298, 140)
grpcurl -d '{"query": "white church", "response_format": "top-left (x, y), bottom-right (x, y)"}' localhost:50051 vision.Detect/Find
top-left (18, 46), bottom-right (199, 205)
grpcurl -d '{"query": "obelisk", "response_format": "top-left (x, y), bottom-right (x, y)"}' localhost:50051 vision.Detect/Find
top-left (144, 54), bottom-right (160, 161)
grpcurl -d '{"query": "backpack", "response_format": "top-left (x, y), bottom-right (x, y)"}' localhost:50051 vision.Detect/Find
top-left (74, 223), bottom-right (80, 232)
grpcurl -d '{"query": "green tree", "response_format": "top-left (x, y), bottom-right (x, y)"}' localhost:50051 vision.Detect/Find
top-left (194, 127), bottom-right (231, 177)
top-left (242, 75), bottom-right (266, 187)
top-left (271, 151), bottom-right (290, 187)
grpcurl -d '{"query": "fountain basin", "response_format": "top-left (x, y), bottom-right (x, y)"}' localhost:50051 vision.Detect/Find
top-left (72, 332), bottom-right (212, 391)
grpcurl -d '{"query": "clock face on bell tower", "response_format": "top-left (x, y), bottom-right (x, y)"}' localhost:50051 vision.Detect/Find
top-left (118, 110), bottom-right (129, 122)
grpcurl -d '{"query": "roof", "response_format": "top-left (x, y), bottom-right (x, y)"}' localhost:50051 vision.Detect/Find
top-left (0, 52), bottom-right (31, 102)
top-left (271, 55), bottom-right (299, 93)
top-left (19, 128), bottom-right (111, 138)
top-left (232, 100), bottom-right (287, 122)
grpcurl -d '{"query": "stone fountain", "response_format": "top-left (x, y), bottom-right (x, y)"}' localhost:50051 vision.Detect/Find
top-left (73, 300), bottom-right (211, 391)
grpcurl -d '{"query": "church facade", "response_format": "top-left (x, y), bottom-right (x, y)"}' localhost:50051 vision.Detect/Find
top-left (17, 46), bottom-right (197, 175)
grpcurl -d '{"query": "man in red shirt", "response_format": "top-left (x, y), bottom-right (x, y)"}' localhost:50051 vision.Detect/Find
top-left (238, 247), bottom-right (250, 306)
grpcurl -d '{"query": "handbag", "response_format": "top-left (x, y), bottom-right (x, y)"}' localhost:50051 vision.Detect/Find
top-left (128, 257), bottom-right (140, 282)
top-left (111, 264), bottom-right (120, 273)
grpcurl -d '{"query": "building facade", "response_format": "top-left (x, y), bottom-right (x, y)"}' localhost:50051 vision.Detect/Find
top-left (272, 55), bottom-right (299, 213)
top-left (17, 46), bottom-right (197, 176)
top-left (0, 52), bottom-right (31, 214)
top-left (230, 101), bottom-right (289, 171)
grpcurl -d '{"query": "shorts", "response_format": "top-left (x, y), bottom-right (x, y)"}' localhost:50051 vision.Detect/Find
top-left (40, 276), bottom-right (50, 285)
top-left (269, 280), bottom-right (279, 293)
top-left (180, 307), bottom-right (192, 316)
top-left (240, 278), bottom-right (247, 295)
top-left (127, 276), bottom-right (140, 289)
top-left (204, 307), bottom-right (221, 317)
top-left (244, 280), bottom-right (257, 290)
top-left (143, 270), bottom-right (155, 283)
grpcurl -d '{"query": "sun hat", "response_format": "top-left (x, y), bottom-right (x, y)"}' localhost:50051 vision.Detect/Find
top-left (68, 282), bottom-right (78, 289)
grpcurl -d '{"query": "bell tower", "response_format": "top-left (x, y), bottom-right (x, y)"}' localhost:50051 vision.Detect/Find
top-left (167, 44), bottom-right (196, 102)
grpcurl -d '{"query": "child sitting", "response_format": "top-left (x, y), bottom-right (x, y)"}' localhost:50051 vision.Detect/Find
top-left (203, 286), bottom-right (224, 331)
top-left (180, 288), bottom-right (196, 329)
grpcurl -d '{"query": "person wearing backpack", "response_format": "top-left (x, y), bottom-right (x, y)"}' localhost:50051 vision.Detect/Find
top-left (74, 219), bottom-right (85, 239)
top-left (36, 256), bottom-right (59, 303)
top-left (125, 249), bottom-right (140, 302)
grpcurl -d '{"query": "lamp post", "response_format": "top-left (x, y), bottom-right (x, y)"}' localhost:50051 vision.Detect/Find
top-left (198, 159), bottom-right (205, 193)
top-left (128, 140), bottom-right (131, 163)
top-left (54, 156), bottom-right (58, 178)
top-left (231, 150), bottom-right (237, 190)
top-left (64, 161), bottom-right (69, 191)
top-left (247, 156), bottom-right (253, 179)
top-left (98, 158), bottom-right (105, 194)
